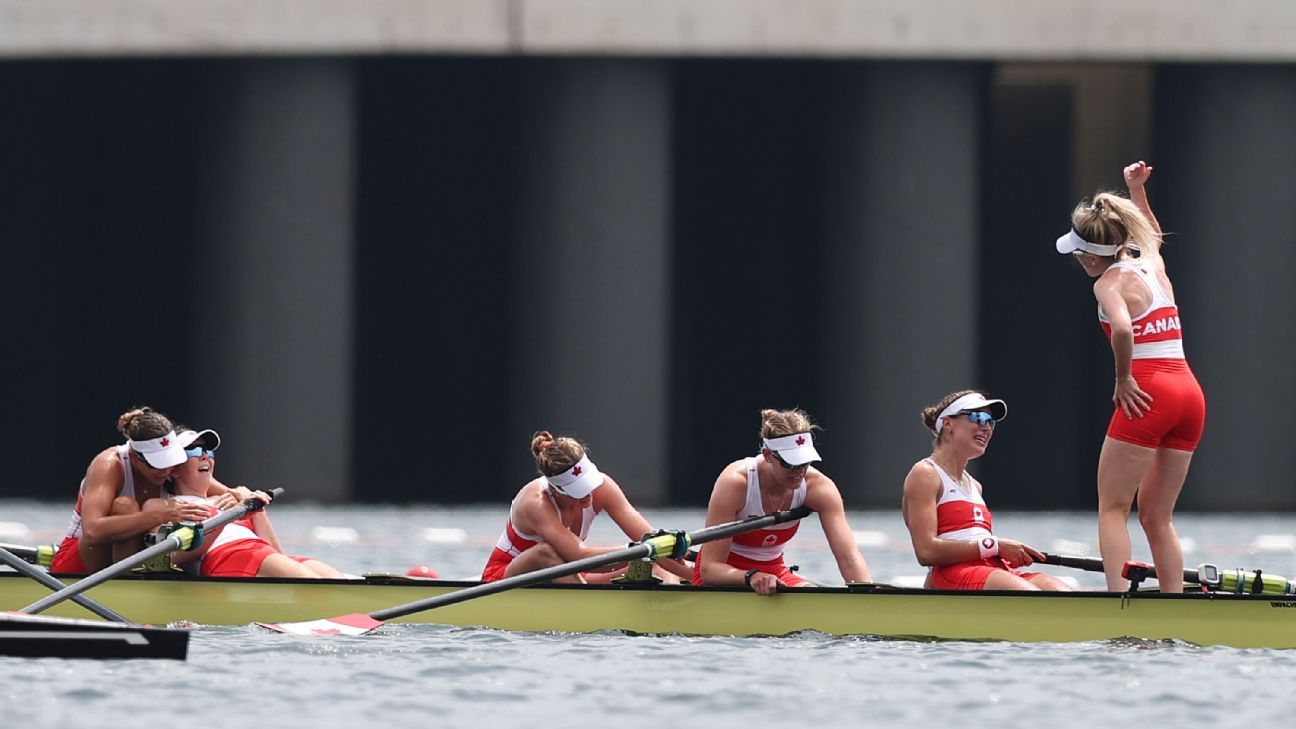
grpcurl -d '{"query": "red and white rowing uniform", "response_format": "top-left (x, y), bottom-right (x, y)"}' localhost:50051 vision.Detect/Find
top-left (171, 495), bottom-right (308, 577)
top-left (480, 485), bottom-right (595, 582)
top-left (51, 444), bottom-right (139, 575)
top-left (1098, 262), bottom-right (1205, 451)
top-left (692, 456), bottom-right (811, 587)
top-left (924, 458), bottom-right (1038, 590)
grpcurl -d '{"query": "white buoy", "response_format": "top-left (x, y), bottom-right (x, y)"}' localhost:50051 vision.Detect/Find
top-left (889, 574), bottom-right (928, 588)
top-left (1178, 536), bottom-right (1197, 555)
top-left (852, 531), bottom-right (889, 549)
top-left (0, 522), bottom-right (31, 541)
top-left (419, 528), bottom-right (468, 545)
top-left (1250, 534), bottom-right (1296, 553)
top-left (1049, 538), bottom-right (1090, 556)
top-left (309, 526), bottom-right (360, 545)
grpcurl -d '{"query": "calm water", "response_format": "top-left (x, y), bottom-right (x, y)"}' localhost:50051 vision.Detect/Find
top-left (3, 502), bottom-right (1296, 727)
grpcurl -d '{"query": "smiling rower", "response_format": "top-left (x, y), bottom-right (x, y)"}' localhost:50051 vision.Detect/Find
top-left (901, 391), bottom-right (1070, 591)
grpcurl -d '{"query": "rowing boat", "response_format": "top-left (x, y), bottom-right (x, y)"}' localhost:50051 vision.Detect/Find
top-left (0, 611), bottom-right (189, 659)
top-left (2, 571), bottom-right (1292, 648)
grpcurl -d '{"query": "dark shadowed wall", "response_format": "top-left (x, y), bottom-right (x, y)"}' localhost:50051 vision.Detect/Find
top-left (2, 57), bottom-right (1293, 509)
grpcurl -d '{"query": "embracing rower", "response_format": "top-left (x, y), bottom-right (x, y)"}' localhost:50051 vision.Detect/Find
top-left (50, 406), bottom-right (233, 575)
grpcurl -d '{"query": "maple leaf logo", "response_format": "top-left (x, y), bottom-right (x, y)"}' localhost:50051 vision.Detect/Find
top-left (161, 437), bottom-right (170, 446)
top-left (572, 466), bottom-right (582, 477)
top-left (795, 436), bottom-right (805, 446)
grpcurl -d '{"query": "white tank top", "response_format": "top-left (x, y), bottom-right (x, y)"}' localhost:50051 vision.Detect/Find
top-left (926, 458), bottom-right (993, 542)
top-left (64, 444), bottom-right (141, 540)
top-left (728, 456), bottom-right (808, 562)
top-left (173, 494), bottom-right (262, 550)
top-left (493, 484), bottom-right (595, 557)
top-left (1097, 262), bottom-right (1185, 360)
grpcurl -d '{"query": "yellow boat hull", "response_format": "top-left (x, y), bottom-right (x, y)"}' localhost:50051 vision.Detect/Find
top-left (3, 572), bottom-right (1293, 648)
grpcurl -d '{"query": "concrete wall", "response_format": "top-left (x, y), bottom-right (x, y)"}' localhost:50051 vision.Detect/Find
top-left (3, 1), bottom-right (1296, 61)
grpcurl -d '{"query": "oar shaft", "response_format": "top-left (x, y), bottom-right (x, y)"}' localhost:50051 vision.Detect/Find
top-left (0, 547), bottom-right (130, 623)
top-left (1041, 554), bottom-right (1201, 583)
top-left (370, 506), bottom-right (813, 622)
top-left (22, 488), bottom-right (282, 615)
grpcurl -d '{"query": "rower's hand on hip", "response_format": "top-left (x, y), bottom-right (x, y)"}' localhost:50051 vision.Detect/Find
top-left (999, 539), bottom-right (1044, 568)
top-left (1113, 378), bottom-right (1152, 419)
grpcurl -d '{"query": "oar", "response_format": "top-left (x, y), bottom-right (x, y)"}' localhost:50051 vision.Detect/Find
top-left (0, 542), bottom-right (56, 568)
top-left (261, 505), bottom-right (815, 636)
top-left (21, 488), bottom-right (283, 615)
top-left (0, 546), bottom-right (131, 623)
top-left (1041, 553), bottom-right (1296, 594)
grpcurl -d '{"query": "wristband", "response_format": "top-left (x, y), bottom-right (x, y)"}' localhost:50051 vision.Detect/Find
top-left (744, 569), bottom-right (759, 588)
top-left (978, 536), bottom-right (999, 560)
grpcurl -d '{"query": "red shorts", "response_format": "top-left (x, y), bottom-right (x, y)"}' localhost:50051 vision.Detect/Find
top-left (1107, 359), bottom-right (1206, 452)
top-left (691, 550), bottom-right (811, 587)
top-left (201, 540), bottom-right (308, 577)
top-left (481, 548), bottom-right (512, 582)
top-left (929, 558), bottom-right (1039, 590)
top-left (49, 536), bottom-right (87, 575)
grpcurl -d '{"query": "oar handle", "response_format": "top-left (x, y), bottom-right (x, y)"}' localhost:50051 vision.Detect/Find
top-left (22, 488), bottom-right (284, 615)
top-left (0, 547), bottom-right (131, 623)
top-left (370, 506), bottom-right (814, 622)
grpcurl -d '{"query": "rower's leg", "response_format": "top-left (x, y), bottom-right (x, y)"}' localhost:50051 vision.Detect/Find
top-left (982, 571), bottom-right (1041, 591)
top-left (256, 553), bottom-right (324, 578)
top-left (502, 544), bottom-right (584, 583)
top-left (1097, 437), bottom-right (1156, 591)
top-left (1135, 447), bottom-right (1194, 594)
top-left (109, 496), bottom-right (148, 564)
top-left (298, 558), bottom-right (346, 579)
top-left (1023, 573), bottom-right (1073, 591)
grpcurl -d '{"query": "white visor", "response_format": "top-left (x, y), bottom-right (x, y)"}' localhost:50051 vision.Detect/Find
top-left (934, 393), bottom-right (1007, 435)
top-left (762, 432), bottom-right (821, 466)
top-left (1056, 229), bottom-right (1120, 257)
top-left (129, 430), bottom-right (186, 469)
top-left (545, 455), bottom-right (604, 499)
top-left (177, 428), bottom-right (221, 451)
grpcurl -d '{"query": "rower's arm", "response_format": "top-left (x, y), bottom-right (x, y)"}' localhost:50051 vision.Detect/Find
top-left (598, 477), bottom-right (693, 580)
top-left (1124, 160), bottom-right (1163, 243)
top-left (806, 476), bottom-right (871, 583)
top-left (697, 471), bottom-right (749, 586)
top-left (524, 492), bottom-right (620, 564)
top-left (901, 462), bottom-right (982, 566)
top-left (79, 453), bottom-right (173, 545)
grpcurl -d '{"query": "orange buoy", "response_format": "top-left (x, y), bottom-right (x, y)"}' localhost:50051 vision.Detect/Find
top-left (405, 565), bottom-right (439, 578)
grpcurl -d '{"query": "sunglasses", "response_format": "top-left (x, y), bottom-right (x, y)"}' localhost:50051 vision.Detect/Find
top-left (959, 411), bottom-right (997, 427)
top-left (769, 450), bottom-right (811, 472)
top-left (184, 447), bottom-right (217, 459)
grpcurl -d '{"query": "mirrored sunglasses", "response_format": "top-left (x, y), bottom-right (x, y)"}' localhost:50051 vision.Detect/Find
top-left (960, 411), bottom-right (997, 427)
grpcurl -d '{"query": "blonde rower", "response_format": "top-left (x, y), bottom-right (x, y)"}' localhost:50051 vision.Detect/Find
top-left (695, 408), bottom-right (871, 595)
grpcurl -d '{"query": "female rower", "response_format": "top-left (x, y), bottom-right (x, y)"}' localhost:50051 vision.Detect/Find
top-left (901, 391), bottom-right (1070, 591)
top-left (50, 406), bottom-right (220, 575)
top-left (481, 431), bottom-right (692, 584)
top-left (1055, 161), bottom-right (1205, 592)
top-left (695, 408), bottom-right (871, 596)
top-left (148, 428), bottom-right (345, 578)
